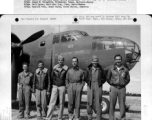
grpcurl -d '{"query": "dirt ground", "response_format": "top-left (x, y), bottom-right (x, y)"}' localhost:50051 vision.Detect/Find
top-left (12, 95), bottom-right (141, 120)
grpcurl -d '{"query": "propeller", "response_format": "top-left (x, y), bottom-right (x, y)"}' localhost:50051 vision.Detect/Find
top-left (11, 33), bottom-right (21, 43)
top-left (11, 30), bottom-right (44, 47)
top-left (21, 30), bottom-right (44, 44)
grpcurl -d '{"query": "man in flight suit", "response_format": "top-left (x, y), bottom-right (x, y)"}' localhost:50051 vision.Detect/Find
top-left (17, 62), bottom-right (33, 119)
top-left (46, 55), bottom-right (68, 120)
top-left (33, 60), bottom-right (51, 120)
top-left (66, 57), bottom-right (85, 120)
top-left (85, 55), bottom-right (106, 120)
top-left (107, 54), bottom-right (130, 120)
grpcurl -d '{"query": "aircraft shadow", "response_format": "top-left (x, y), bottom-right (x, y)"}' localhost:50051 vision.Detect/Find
top-left (62, 115), bottom-right (108, 120)
top-left (115, 108), bottom-right (141, 114)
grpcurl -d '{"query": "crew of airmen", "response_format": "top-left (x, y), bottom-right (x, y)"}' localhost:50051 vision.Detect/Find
top-left (17, 54), bottom-right (130, 120)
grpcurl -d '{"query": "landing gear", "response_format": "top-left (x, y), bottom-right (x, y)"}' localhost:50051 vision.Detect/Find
top-left (101, 97), bottom-right (110, 114)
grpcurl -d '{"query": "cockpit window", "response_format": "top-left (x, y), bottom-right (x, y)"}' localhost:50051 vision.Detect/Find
top-left (92, 40), bottom-right (115, 50)
top-left (103, 40), bottom-right (115, 49)
top-left (53, 35), bottom-right (60, 44)
top-left (115, 40), bottom-right (124, 48)
top-left (92, 40), bottom-right (104, 50)
top-left (61, 31), bottom-right (87, 43)
top-left (80, 31), bottom-right (89, 36)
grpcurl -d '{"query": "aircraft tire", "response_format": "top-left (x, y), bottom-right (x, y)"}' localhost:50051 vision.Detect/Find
top-left (101, 97), bottom-right (110, 114)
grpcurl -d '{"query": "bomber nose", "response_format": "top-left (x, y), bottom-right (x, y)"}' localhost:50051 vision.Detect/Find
top-left (120, 38), bottom-right (141, 70)
top-left (92, 36), bottom-right (140, 71)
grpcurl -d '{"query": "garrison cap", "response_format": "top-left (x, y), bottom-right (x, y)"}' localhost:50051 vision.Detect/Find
top-left (92, 55), bottom-right (99, 62)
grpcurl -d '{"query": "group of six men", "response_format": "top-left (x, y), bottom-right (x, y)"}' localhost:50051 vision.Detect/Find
top-left (17, 54), bottom-right (130, 120)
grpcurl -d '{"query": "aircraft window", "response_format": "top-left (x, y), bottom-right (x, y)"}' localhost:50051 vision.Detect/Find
top-left (40, 41), bottom-right (45, 46)
top-left (53, 35), bottom-right (60, 44)
top-left (92, 41), bottom-right (104, 50)
top-left (61, 31), bottom-right (85, 42)
top-left (102, 40), bottom-right (115, 49)
top-left (61, 35), bottom-right (70, 42)
top-left (124, 40), bottom-right (135, 51)
top-left (80, 31), bottom-right (89, 36)
top-left (115, 40), bottom-right (124, 48)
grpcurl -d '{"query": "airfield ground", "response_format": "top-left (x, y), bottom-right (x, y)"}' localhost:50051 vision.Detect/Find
top-left (12, 95), bottom-right (141, 120)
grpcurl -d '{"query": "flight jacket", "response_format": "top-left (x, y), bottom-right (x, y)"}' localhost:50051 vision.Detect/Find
top-left (33, 68), bottom-right (51, 92)
top-left (106, 65), bottom-right (130, 88)
top-left (85, 64), bottom-right (106, 88)
top-left (52, 64), bottom-right (68, 87)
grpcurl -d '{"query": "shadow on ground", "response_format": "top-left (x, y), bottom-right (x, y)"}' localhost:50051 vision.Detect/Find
top-left (12, 100), bottom-right (140, 120)
top-left (12, 101), bottom-right (141, 113)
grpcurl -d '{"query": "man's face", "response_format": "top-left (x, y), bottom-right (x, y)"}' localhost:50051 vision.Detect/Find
top-left (38, 63), bottom-right (44, 70)
top-left (22, 64), bottom-right (28, 71)
top-left (58, 58), bottom-right (64, 66)
top-left (115, 56), bottom-right (122, 66)
top-left (92, 59), bottom-right (98, 67)
top-left (72, 58), bottom-right (78, 67)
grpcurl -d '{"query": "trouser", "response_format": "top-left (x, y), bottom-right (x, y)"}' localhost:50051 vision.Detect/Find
top-left (67, 83), bottom-right (83, 120)
top-left (36, 89), bottom-right (47, 117)
top-left (18, 86), bottom-right (31, 117)
top-left (109, 86), bottom-right (126, 120)
top-left (47, 85), bottom-right (66, 120)
top-left (87, 82), bottom-right (102, 120)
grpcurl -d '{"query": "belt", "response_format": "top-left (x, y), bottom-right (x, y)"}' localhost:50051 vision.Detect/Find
top-left (70, 81), bottom-right (81, 83)
top-left (112, 85), bottom-right (125, 89)
top-left (20, 84), bottom-right (31, 88)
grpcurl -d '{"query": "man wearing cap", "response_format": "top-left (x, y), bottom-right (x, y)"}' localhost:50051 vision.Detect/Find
top-left (33, 60), bottom-right (51, 120)
top-left (46, 55), bottom-right (68, 120)
top-left (107, 54), bottom-right (130, 120)
top-left (66, 57), bottom-right (85, 120)
top-left (85, 55), bottom-right (106, 120)
top-left (17, 62), bottom-right (33, 119)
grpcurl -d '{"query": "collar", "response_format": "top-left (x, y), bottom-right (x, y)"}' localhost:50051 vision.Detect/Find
top-left (36, 68), bottom-right (48, 74)
top-left (53, 64), bottom-right (68, 71)
top-left (21, 71), bottom-right (30, 77)
top-left (88, 63), bottom-right (102, 70)
top-left (73, 66), bottom-right (79, 71)
top-left (113, 65), bottom-right (124, 71)
top-left (92, 66), bottom-right (99, 71)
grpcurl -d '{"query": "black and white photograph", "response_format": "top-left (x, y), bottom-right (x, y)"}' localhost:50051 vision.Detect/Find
top-left (11, 24), bottom-right (141, 120)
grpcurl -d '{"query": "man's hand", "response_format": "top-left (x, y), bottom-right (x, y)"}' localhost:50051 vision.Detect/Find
top-left (19, 84), bottom-right (23, 89)
top-left (47, 92), bottom-right (50, 96)
top-left (32, 93), bottom-right (36, 97)
top-left (66, 84), bottom-right (69, 89)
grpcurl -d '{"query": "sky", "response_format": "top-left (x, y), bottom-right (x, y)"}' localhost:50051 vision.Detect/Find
top-left (12, 25), bottom-right (141, 93)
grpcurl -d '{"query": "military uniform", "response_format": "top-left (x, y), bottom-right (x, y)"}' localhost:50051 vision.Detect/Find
top-left (18, 71), bottom-right (33, 118)
top-left (66, 67), bottom-right (85, 120)
top-left (107, 65), bottom-right (130, 120)
top-left (47, 64), bottom-right (68, 120)
top-left (85, 64), bottom-right (106, 120)
top-left (33, 68), bottom-right (51, 118)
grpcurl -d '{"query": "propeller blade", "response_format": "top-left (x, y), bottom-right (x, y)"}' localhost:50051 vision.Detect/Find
top-left (11, 33), bottom-right (21, 43)
top-left (21, 30), bottom-right (44, 44)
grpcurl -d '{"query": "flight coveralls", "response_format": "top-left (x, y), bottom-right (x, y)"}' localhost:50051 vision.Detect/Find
top-left (107, 65), bottom-right (130, 120)
top-left (33, 68), bottom-right (51, 118)
top-left (85, 64), bottom-right (106, 120)
top-left (66, 67), bottom-right (85, 120)
top-left (47, 64), bottom-right (68, 120)
top-left (18, 71), bottom-right (33, 117)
